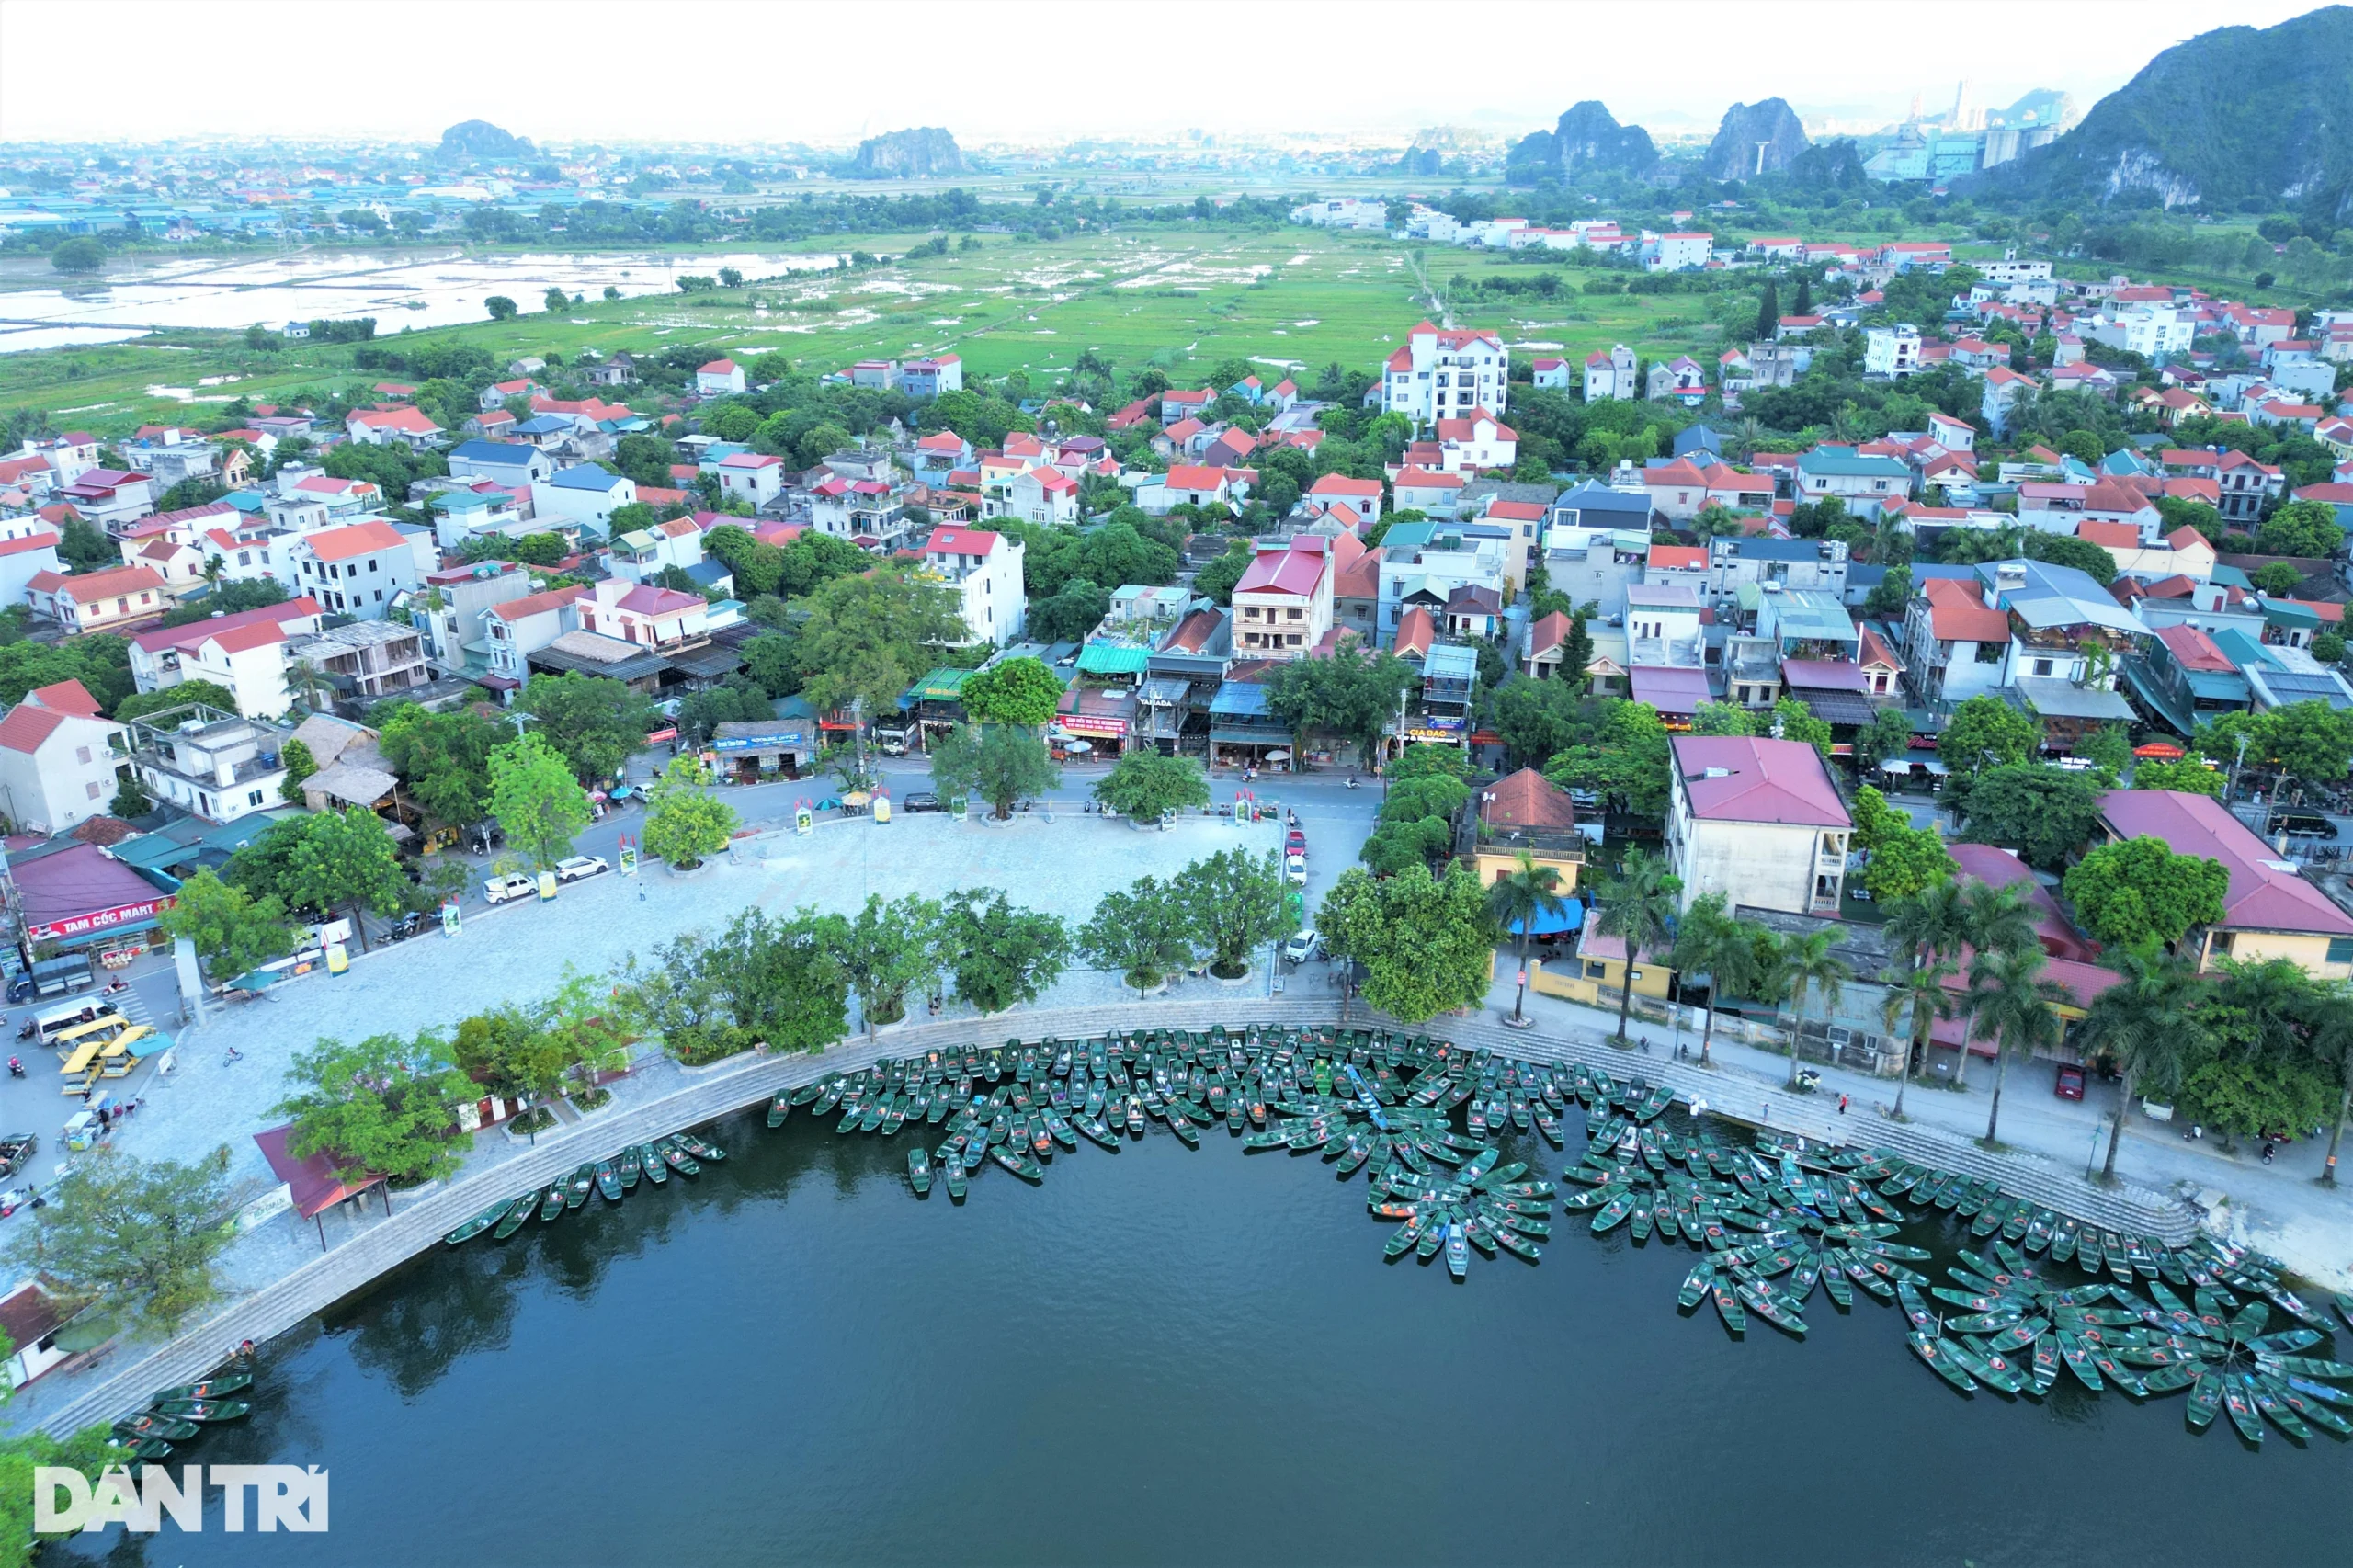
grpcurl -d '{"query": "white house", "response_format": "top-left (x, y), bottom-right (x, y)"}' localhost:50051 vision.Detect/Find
top-left (290, 520), bottom-right (420, 620)
top-left (1433, 412), bottom-right (1518, 472)
top-left (900, 356), bottom-right (963, 399)
top-left (696, 358), bottom-right (747, 396)
top-left (448, 439), bottom-right (554, 487)
top-left (1980, 368), bottom-right (2038, 437)
top-left (530, 466), bottom-right (639, 533)
top-left (1650, 232), bottom-right (1713, 272)
top-left (1585, 344), bottom-right (1638, 402)
top-left (1381, 320), bottom-right (1508, 426)
top-left (344, 405), bottom-right (444, 450)
top-left (1665, 734), bottom-right (1850, 917)
top-left (128, 597), bottom-right (326, 715)
top-left (1529, 356), bottom-right (1570, 390)
top-left (923, 526), bottom-right (1027, 645)
top-left (986, 464), bottom-right (1079, 527)
top-left (714, 451), bottom-right (783, 506)
top-left (0, 679), bottom-right (125, 834)
top-left (1864, 325), bottom-right (1923, 379)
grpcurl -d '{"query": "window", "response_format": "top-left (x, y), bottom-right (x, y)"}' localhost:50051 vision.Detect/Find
top-left (2032, 658), bottom-right (2054, 676)
top-left (86, 780), bottom-right (102, 800)
top-left (2331, 938), bottom-right (2353, 966)
top-left (246, 790), bottom-right (264, 807)
top-left (369, 559), bottom-right (380, 572)
top-left (76, 746), bottom-right (91, 765)
top-left (1585, 960), bottom-right (1608, 980)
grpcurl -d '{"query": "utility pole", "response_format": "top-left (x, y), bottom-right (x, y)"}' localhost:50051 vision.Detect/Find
top-left (2226, 730), bottom-right (2249, 803)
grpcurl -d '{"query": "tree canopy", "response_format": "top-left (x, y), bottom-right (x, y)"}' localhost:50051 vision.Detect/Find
top-left (1955, 764), bottom-right (2108, 869)
top-left (2063, 835), bottom-right (2231, 948)
top-left (489, 733), bottom-right (593, 871)
top-left (277, 1029), bottom-right (477, 1186)
top-left (1262, 642), bottom-right (1416, 767)
top-left (1092, 748), bottom-right (1210, 821)
top-left (957, 655), bottom-right (1063, 726)
top-left (929, 721), bottom-right (1059, 819)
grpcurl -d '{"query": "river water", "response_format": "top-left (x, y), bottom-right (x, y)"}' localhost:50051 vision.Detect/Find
top-left (52, 1104), bottom-right (2353, 1567)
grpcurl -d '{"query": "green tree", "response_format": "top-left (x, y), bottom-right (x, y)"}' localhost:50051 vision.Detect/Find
top-left (489, 733), bottom-right (594, 870)
top-left (1192, 540), bottom-right (1253, 606)
top-left (1956, 764), bottom-right (2107, 869)
top-left (1689, 700), bottom-right (1755, 736)
top-left (1487, 853), bottom-right (1569, 1024)
top-left (1665, 893), bottom-right (1755, 1068)
top-left (1860, 817), bottom-right (1958, 902)
top-left (278, 736), bottom-right (318, 803)
top-left (828, 892), bottom-right (943, 1033)
top-left (1262, 642), bottom-right (1418, 767)
top-left (2131, 756), bottom-right (2224, 796)
top-left (1029, 578), bottom-right (1111, 642)
top-left (377, 701), bottom-right (504, 828)
top-left (1080, 876), bottom-right (1195, 995)
top-left (640, 755), bottom-right (739, 869)
top-left (1941, 694), bottom-right (2040, 778)
top-left (277, 1029), bottom-right (476, 1186)
top-left (1544, 699), bottom-right (1673, 819)
top-left (2253, 498), bottom-right (2345, 560)
top-left (1596, 847), bottom-right (1680, 1045)
top-left (485, 295), bottom-right (518, 320)
top-left (4, 1145), bottom-right (234, 1334)
top-left (55, 516), bottom-right (117, 573)
top-left (113, 680), bottom-right (238, 725)
top-left (1490, 676), bottom-right (1593, 768)
top-left (938, 889), bottom-right (1069, 1013)
top-left (543, 285), bottom-right (572, 312)
top-left (50, 236), bottom-right (107, 274)
top-left (1883, 878), bottom-right (1970, 1118)
top-left (1092, 748), bottom-right (1210, 821)
top-left (156, 868), bottom-right (295, 978)
top-left (621, 907), bottom-right (847, 1061)
top-left (792, 566), bottom-right (964, 718)
top-left (1348, 860), bottom-right (1498, 1023)
top-left (929, 721), bottom-right (1059, 819)
top-left (1770, 697), bottom-right (1834, 758)
top-left (1852, 706), bottom-right (1915, 772)
top-left (1176, 846), bottom-right (1289, 979)
top-left (517, 672), bottom-right (656, 782)
top-left (958, 655), bottom-right (1063, 725)
top-left (1770, 927), bottom-right (1852, 1088)
top-left (0, 1422), bottom-right (131, 1557)
top-left (1965, 944), bottom-right (2063, 1144)
top-left (1946, 880), bottom-right (2040, 1088)
top-left (2062, 836), bottom-right (2230, 948)
top-left (2075, 943), bottom-right (2203, 1179)
top-left (281, 806), bottom-right (409, 949)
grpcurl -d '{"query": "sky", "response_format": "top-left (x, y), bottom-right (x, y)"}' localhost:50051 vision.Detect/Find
top-left (0, 0), bottom-right (2337, 149)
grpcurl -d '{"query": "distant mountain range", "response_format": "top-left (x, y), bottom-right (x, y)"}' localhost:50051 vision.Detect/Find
top-left (438, 119), bottom-right (533, 164)
top-left (1963, 6), bottom-right (2353, 222)
top-left (1505, 102), bottom-right (1658, 183)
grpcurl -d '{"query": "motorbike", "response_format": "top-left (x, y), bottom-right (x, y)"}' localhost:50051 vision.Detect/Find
top-left (6, 1058), bottom-right (21, 1079)
top-left (14, 1021), bottom-right (33, 1042)
top-left (1346, 776), bottom-right (1360, 789)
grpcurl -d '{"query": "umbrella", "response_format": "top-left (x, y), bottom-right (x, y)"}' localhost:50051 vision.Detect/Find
top-left (1064, 741), bottom-right (1093, 755)
top-left (225, 970), bottom-right (280, 993)
top-left (841, 790), bottom-right (872, 808)
top-left (128, 1029), bottom-right (172, 1058)
top-left (1264, 750), bottom-right (1292, 762)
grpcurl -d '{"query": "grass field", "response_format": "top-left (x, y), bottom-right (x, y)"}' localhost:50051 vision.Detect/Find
top-left (1, 217), bottom-right (2325, 433)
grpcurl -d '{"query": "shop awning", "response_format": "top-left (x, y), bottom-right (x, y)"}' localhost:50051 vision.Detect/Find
top-left (905, 667), bottom-right (972, 704)
top-left (1075, 642), bottom-right (1152, 676)
top-left (1506, 898), bottom-right (1584, 937)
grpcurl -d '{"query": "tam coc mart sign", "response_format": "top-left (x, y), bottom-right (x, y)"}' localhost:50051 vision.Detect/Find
top-left (1055, 715), bottom-right (1130, 739)
top-left (28, 894), bottom-right (176, 945)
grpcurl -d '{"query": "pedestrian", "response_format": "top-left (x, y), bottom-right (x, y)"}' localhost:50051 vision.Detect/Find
top-left (97, 1106), bottom-right (109, 1131)
top-left (1837, 1094), bottom-right (1849, 1115)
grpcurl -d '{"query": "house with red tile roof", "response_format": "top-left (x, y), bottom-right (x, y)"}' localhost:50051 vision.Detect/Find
top-left (1232, 537), bottom-right (1333, 662)
top-left (1381, 321), bottom-right (1508, 425)
top-left (0, 678), bottom-right (127, 835)
top-left (1667, 734), bottom-right (1851, 916)
top-left (484, 585), bottom-right (588, 683)
top-left (25, 562), bottom-right (167, 633)
top-left (291, 520), bottom-right (420, 621)
top-left (2097, 789), bottom-right (2353, 978)
top-left (696, 358), bottom-right (746, 396)
top-left (126, 597), bottom-right (326, 712)
top-left (345, 403), bottom-right (444, 451)
top-left (1432, 410), bottom-right (1517, 472)
top-left (1307, 472), bottom-right (1382, 526)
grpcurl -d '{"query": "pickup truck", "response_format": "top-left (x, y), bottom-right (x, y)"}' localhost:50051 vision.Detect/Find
top-left (483, 873), bottom-right (536, 904)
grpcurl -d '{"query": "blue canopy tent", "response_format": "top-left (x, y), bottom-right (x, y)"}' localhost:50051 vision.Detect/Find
top-left (1505, 897), bottom-right (1584, 938)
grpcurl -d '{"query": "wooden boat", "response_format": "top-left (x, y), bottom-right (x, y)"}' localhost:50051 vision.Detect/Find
top-left (1736, 1280), bottom-right (1805, 1337)
top-left (115, 1413), bottom-right (199, 1442)
top-left (1489, 1225), bottom-right (1540, 1262)
top-left (537, 1185), bottom-right (565, 1222)
top-left (790, 1080), bottom-right (829, 1107)
top-left (444, 1198), bottom-right (510, 1245)
top-left (1946, 1340), bottom-right (2025, 1395)
top-left (1445, 1221), bottom-right (1469, 1280)
top-left (1678, 1262), bottom-right (1716, 1311)
top-left (152, 1373), bottom-right (251, 1403)
top-left (907, 1147), bottom-right (932, 1196)
top-left (2222, 1376), bottom-right (2266, 1444)
top-left (1711, 1277), bottom-right (1747, 1334)
top-left (943, 1161), bottom-right (967, 1201)
top-left (151, 1399), bottom-right (249, 1422)
top-left (639, 1142), bottom-right (669, 1185)
top-left (1588, 1191), bottom-right (1639, 1234)
top-left (563, 1165), bottom-right (594, 1208)
top-left (1910, 1333), bottom-right (1977, 1394)
top-left (492, 1192), bottom-right (538, 1241)
top-left (595, 1160), bottom-right (621, 1202)
top-left (767, 1094), bottom-right (790, 1129)
top-left (110, 1435), bottom-right (174, 1460)
top-left (674, 1131), bottom-right (725, 1162)
top-left (659, 1142), bottom-right (701, 1176)
top-left (989, 1144), bottom-right (1043, 1182)
top-left (1168, 1114), bottom-right (1200, 1149)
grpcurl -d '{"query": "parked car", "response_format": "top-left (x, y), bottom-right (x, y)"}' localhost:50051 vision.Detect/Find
top-left (902, 792), bottom-right (941, 813)
top-left (2054, 1063), bottom-right (2086, 1101)
top-left (554, 856), bottom-right (610, 882)
top-left (1283, 930), bottom-right (1320, 964)
top-left (1285, 829), bottom-right (1307, 856)
top-left (1284, 852), bottom-right (1308, 886)
top-left (483, 873), bottom-right (535, 904)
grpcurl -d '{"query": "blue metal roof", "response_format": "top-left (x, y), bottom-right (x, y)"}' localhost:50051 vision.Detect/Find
top-left (547, 466), bottom-right (624, 492)
top-left (449, 439), bottom-right (537, 466)
top-left (1209, 682), bottom-right (1270, 717)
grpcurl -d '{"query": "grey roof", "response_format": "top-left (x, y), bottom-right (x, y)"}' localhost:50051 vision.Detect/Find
top-left (448, 439), bottom-right (539, 467)
top-left (1727, 538), bottom-right (1842, 563)
top-left (1978, 560), bottom-right (2144, 636)
top-left (1552, 482), bottom-right (1654, 518)
top-left (2012, 676), bottom-right (2137, 721)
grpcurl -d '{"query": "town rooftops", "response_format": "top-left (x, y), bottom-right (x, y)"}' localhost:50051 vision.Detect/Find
top-left (487, 585), bottom-right (585, 623)
top-left (1479, 767), bottom-right (1577, 833)
top-left (2097, 789), bottom-right (2353, 937)
top-left (306, 520), bottom-right (407, 562)
top-left (28, 563), bottom-right (166, 600)
top-left (927, 527), bottom-right (1002, 557)
top-left (548, 466), bottom-right (628, 493)
top-left (1673, 734), bottom-right (1850, 828)
top-left (1234, 539), bottom-right (1328, 597)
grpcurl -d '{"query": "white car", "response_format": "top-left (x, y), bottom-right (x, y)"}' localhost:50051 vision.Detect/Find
top-left (1284, 852), bottom-right (1308, 886)
top-left (1283, 930), bottom-right (1320, 964)
top-left (483, 873), bottom-right (535, 904)
top-left (554, 855), bottom-right (610, 883)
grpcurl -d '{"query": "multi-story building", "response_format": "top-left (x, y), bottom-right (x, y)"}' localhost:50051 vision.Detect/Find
top-left (1864, 324), bottom-right (1923, 379)
top-left (0, 679), bottom-right (128, 834)
top-left (54, 469), bottom-right (155, 534)
top-left (24, 563), bottom-right (168, 632)
top-left (128, 705), bottom-right (289, 824)
top-left (921, 527), bottom-right (1027, 646)
top-left (291, 520), bottom-right (420, 620)
top-left (1381, 320), bottom-right (1508, 427)
top-left (1232, 538), bottom-right (1335, 660)
top-left (483, 585), bottom-right (587, 686)
top-left (1665, 735), bottom-right (1851, 918)
top-left (899, 356), bottom-right (963, 399)
top-left (290, 620), bottom-right (432, 706)
top-left (2097, 790), bottom-right (2353, 982)
top-left (1584, 343), bottom-right (1639, 402)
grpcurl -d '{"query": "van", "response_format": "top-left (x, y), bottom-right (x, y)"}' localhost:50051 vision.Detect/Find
top-left (35, 999), bottom-right (119, 1047)
top-left (7, 954), bottom-right (94, 1004)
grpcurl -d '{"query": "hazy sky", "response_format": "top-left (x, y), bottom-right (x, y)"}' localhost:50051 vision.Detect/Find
top-left (0, 0), bottom-right (2335, 147)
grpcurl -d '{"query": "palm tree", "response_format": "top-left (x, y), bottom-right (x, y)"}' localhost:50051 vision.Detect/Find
top-left (1949, 881), bottom-right (2038, 1088)
top-left (1596, 847), bottom-right (1680, 1047)
top-left (2075, 943), bottom-right (2204, 1180)
top-left (1730, 416), bottom-right (1768, 462)
top-left (1772, 929), bottom-right (1851, 1089)
top-left (1884, 880), bottom-right (1968, 1107)
top-left (286, 655), bottom-right (327, 714)
top-left (1668, 892), bottom-right (1753, 1068)
top-left (1881, 955), bottom-right (1957, 1120)
top-left (1965, 945), bottom-right (2064, 1146)
top-left (1487, 853), bottom-right (1569, 1026)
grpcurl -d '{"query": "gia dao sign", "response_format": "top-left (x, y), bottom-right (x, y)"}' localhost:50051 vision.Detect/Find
top-left (35, 1464), bottom-right (327, 1534)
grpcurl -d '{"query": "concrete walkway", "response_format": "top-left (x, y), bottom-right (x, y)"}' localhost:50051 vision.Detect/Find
top-left (1483, 971), bottom-right (2353, 1292)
